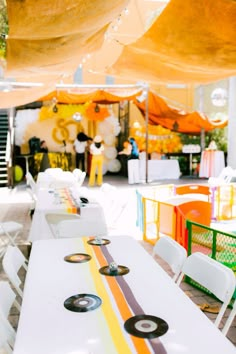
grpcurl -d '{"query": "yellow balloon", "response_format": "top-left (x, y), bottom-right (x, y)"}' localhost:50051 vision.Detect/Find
top-left (14, 165), bottom-right (23, 182)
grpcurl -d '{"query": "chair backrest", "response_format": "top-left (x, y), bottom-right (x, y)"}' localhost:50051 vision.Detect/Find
top-left (2, 246), bottom-right (28, 298)
top-left (72, 168), bottom-right (83, 180)
top-left (152, 236), bottom-right (187, 282)
top-left (0, 281), bottom-right (20, 351)
top-left (57, 218), bottom-right (108, 238)
top-left (176, 252), bottom-right (236, 327)
top-left (26, 172), bottom-right (37, 193)
top-left (77, 171), bottom-right (86, 187)
top-left (222, 296), bottom-right (236, 336)
top-left (45, 212), bottom-right (81, 238)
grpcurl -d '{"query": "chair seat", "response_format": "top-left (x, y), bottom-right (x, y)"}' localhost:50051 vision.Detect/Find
top-left (0, 222), bottom-right (23, 236)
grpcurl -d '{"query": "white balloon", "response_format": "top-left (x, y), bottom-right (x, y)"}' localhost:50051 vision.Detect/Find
top-left (104, 147), bottom-right (117, 160)
top-left (104, 134), bottom-right (115, 146)
top-left (102, 162), bottom-right (108, 175)
top-left (108, 159), bottom-right (121, 173)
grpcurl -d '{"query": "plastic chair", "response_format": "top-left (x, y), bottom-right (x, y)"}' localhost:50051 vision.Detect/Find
top-left (45, 212), bottom-right (81, 238)
top-left (77, 171), bottom-right (86, 187)
top-left (176, 252), bottom-right (236, 327)
top-left (152, 236), bottom-right (187, 282)
top-left (57, 218), bottom-right (108, 238)
top-left (0, 281), bottom-right (21, 351)
top-left (72, 168), bottom-right (83, 180)
top-left (222, 296), bottom-right (236, 335)
top-left (208, 166), bottom-right (234, 186)
top-left (25, 172), bottom-right (38, 216)
top-left (0, 222), bottom-right (23, 258)
top-left (2, 246), bottom-right (28, 298)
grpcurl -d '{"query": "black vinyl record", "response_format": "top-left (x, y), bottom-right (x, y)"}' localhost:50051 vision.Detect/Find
top-left (99, 265), bottom-right (130, 276)
top-left (64, 253), bottom-right (91, 263)
top-left (87, 238), bottom-right (110, 246)
top-left (64, 293), bottom-right (102, 312)
top-left (124, 315), bottom-right (168, 339)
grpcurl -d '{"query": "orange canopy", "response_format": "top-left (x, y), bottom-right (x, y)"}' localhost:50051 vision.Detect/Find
top-left (135, 91), bottom-right (227, 133)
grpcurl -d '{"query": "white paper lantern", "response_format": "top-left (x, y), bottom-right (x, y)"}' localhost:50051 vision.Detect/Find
top-left (104, 147), bottom-right (117, 160)
top-left (108, 159), bottom-right (121, 173)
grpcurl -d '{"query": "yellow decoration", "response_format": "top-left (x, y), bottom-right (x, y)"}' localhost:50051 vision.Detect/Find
top-left (130, 125), bottom-right (182, 154)
top-left (52, 118), bottom-right (81, 145)
top-left (39, 103), bottom-right (89, 121)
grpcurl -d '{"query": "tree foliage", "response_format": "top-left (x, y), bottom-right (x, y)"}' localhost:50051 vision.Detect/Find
top-left (0, 0), bottom-right (8, 57)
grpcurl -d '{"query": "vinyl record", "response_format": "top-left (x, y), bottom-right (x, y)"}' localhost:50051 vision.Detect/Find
top-left (99, 265), bottom-right (130, 276)
top-left (64, 253), bottom-right (91, 263)
top-left (87, 238), bottom-right (111, 246)
top-left (124, 315), bottom-right (168, 339)
top-left (64, 293), bottom-right (102, 312)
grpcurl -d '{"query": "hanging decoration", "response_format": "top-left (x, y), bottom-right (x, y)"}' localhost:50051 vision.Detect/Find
top-left (39, 103), bottom-right (89, 121)
top-left (85, 103), bottom-right (110, 121)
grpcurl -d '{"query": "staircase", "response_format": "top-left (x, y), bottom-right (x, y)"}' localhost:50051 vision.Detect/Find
top-left (0, 110), bottom-right (8, 187)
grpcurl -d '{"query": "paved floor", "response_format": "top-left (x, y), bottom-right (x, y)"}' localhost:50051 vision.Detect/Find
top-left (0, 175), bottom-right (235, 349)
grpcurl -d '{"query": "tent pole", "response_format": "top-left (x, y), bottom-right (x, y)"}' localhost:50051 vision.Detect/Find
top-left (145, 85), bottom-right (149, 184)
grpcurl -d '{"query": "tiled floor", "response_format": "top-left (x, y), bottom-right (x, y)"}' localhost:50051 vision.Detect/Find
top-left (0, 175), bottom-right (235, 349)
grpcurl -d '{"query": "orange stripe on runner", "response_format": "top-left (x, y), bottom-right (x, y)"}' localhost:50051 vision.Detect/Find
top-left (92, 243), bottom-right (152, 354)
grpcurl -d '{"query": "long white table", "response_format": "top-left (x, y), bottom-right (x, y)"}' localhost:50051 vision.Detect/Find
top-left (28, 187), bottom-right (108, 241)
top-left (13, 236), bottom-right (235, 354)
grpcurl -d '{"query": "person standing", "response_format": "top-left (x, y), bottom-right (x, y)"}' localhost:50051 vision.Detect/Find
top-left (73, 132), bottom-right (92, 171)
top-left (89, 135), bottom-right (104, 187)
top-left (127, 137), bottom-right (140, 184)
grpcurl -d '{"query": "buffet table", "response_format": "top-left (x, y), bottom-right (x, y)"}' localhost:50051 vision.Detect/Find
top-left (13, 236), bottom-right (235, 354)
top-left (199, 150), bottom-right (225, 178)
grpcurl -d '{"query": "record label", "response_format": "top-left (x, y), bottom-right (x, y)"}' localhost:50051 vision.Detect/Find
top-left (64, 294), bottom-right (102, 312)
top-left (124, 315), bottom-right (168, 339)
top-left (87, 238), bottom-right (110, 246)
top-left (99, 265), bottom-right (130, 276)
top-left (64, 253), bottom-right (91, 263)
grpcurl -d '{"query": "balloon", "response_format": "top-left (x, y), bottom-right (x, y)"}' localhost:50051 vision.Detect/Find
top-left (108, 159), bottom-right (121, 173)
top-left (104, 147), bottom-right (117, 160)
top-left (102, 162), bottom-right (108, 175)
top-left (104, 134), bottom-right (115, 146)
top-left (14, 165), bottom-right (24, 182)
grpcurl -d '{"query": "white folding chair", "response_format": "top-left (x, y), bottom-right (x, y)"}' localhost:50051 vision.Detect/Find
top-left (208, 166), bottom-right (234, 186)
top-left (0, 281), bottom-right (21, 351)
top-left (45, 212), bottom-right (81, 238)
top-left (152, 236), bottom-right (187, 282)
top-left (176, 252), bottom-right (236, 327)
top-left (0, 222), bottom-right (23, 258)
top-left (222, 296), bottom-right (236, 335)
top-left (2, 246), bottom-right (28, 299)
top-left (77, 171), bottom-right (86, 187)
top-left (25, 172), bottom-right (38, 216)
top-left (57, 218), bottom-right (108, 238)
top-left (72, 168), bottom-right (83, 181)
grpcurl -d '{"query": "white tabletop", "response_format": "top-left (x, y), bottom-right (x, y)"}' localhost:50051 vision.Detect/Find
top-left (13, 236), bottom-right (235, 354)
top-left (28, 187), bottom-right (107, 241)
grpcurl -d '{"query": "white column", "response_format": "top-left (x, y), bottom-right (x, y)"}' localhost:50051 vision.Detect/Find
top-left (227, 77), bottom-right (236, 168)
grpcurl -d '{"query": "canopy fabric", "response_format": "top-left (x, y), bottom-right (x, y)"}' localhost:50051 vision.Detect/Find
top-left (108, 0), bottom-right (236, 84)
top-left (41, 89), bottom-right (227, 133)
top-left (39, 88), bottom-right (142, 104)
top-left (1, 0), bottom-right (236, 110)
top-left (135, 92), bottom-right (227, 134)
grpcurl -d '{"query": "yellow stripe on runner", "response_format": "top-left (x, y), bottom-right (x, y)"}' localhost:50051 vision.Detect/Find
top-left (89, 240), bottom-right (152, 354)
top-left (83, 239), bottom-right (133, 354)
